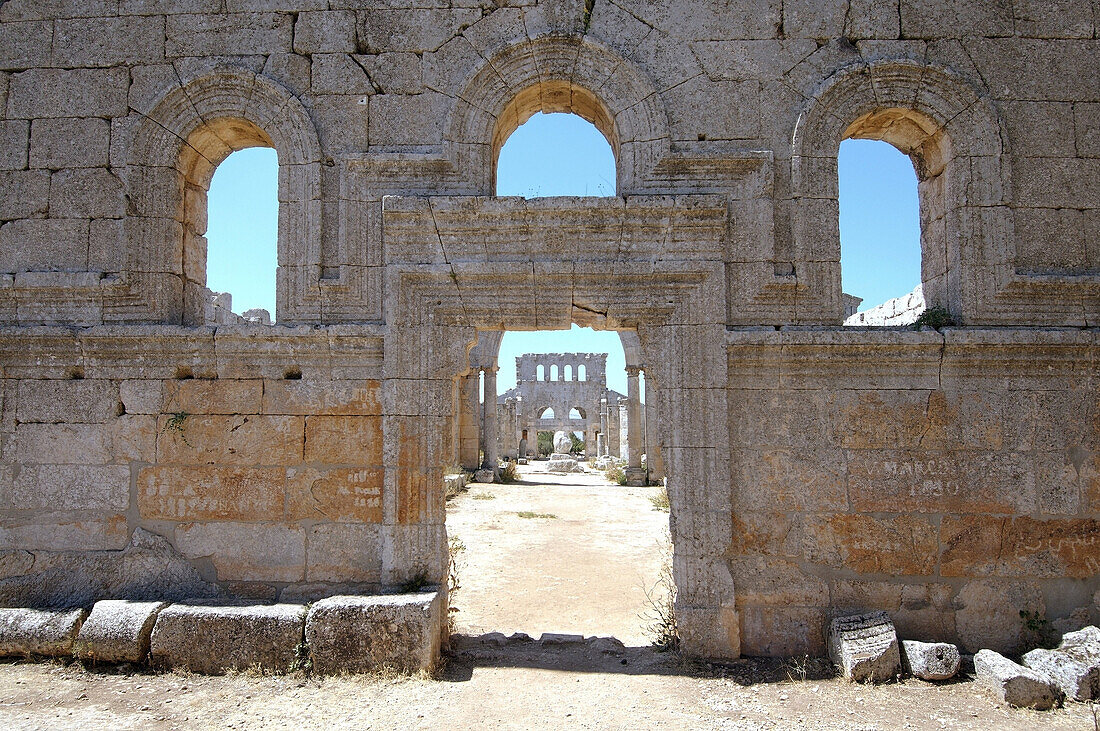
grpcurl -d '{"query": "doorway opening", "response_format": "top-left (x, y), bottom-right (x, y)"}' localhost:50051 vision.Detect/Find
top-left (446, 325), bottom-right (671, 649)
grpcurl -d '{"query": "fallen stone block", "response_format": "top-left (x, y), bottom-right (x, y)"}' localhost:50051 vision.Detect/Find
top-left (827, 611), bottom-right (901, 683)
top-left (473, 468), bottom-right (494, 484)
top-left (1022, 625), bottom-right (1100, 701)
top-left (73, 599), bottom-right (167, 664)
top-left (901, 640), bottom-right (960, 680)
top-left (974, 649), bottom-right (1062, 710)
top-left (304, 592), bottom-right (443, 675)
top-left (150, 602), bottom-right (306, 674)
top-left (0, 607), bottom-right (87, 657)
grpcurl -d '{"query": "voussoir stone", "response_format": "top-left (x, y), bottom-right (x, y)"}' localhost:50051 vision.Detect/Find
top-left (1021, 625), bottom-right (1100, 701)
top-left (901, 640), bottom-right (960, 680)
top-left (828, 611), bottom-right (901, 683)
top-left (150, 602), bottom-right (306, 674)
top-left (974, 649), bottom-right (1062, 710)
top-left (304, 592), bottom-right (443, 675)
top-left (0, 607), bottom-right (87, 657)
top-left (73, 599), bottom-right (168, 664)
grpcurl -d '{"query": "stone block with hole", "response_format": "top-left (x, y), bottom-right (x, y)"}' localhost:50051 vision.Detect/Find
top-left (0, 607), bottom-right (87, 657)
top-left (150, 602), bottom-right (306, 674)
top-left (73, 599), bottom-right (168, 664)
top-left (304, 592), bottom-right (443, 675)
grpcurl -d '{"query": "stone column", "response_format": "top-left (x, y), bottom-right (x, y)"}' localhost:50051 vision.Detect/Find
top-left (458, 374), bottom-right (480, 470)
top-left (644, 373), bottom-right (664, 482)
top-left (625, 366), bottom-right (645, 485)
top-left (599, 395), bottom-right (609, 456)
top-left (481, 366), bottom-right (499, 477)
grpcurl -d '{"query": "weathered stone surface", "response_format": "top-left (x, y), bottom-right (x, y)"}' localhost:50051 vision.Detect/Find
top-left (150, 602), bottom-right (306, 674)
top-left (900, 640), bottom-right (960, 680)
top-left (954, 580), bottom-right (1045, 654)
top-left (304, 592), bottom-right (442, 675)
top-left (974, 649), bottom-right (1063, 710)
top-left (0, 607), bottom-right (86, 657)
top-left (1022, 625), bottom-right (1100, 701)
top-left (73, 599), bottom-right (167, 664)
top-left (827, 611), bottom-right (901, 683)
top-left (0, 528), bottom-right (220, 609)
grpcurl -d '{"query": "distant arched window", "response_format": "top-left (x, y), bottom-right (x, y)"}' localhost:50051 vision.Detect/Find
top-left (539, 407), bottom-right (555, 419)
top-left (536, 364), bottom-right (544, 381)
top-left (550, 364), bottom-right (559, 381)
top-left (569, 407), bottom-right (585, 420)
top-left (564, 364), bottom-right (573, 380)
top-left (578, 364), bottom-right (586, 381)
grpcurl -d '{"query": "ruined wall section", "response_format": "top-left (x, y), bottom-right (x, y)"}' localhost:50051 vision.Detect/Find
top-left (728, 329), bottom-right (1100, 657)
top-left (0, 327), bottom-right (388, 606)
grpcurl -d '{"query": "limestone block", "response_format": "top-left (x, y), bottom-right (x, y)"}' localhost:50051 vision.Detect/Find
top-left (0, 607), bottom-right (87, 657)
top-left (6, 423), bottom-right (113, 464)
top-left (0, 121), bottom-right (29, 170)
top-left (304, 592), bottom-right (442, 675)
top-left (368, 92), bottom-right (448, 147)
top-left (303, 415), bottom-right (383, 464)
top-left (305, 523), bottom-right (383, 583)
top-left (294, 11), bottom-right (356, 53)
top-left (310, 54), bottom-right (376, 95)
top-left (0, 20), bottom-right (52, 69)
top-left (53, 15), bottom-right (165, 67)
top-left (119, 380), bottom-right (163, 415)
top-left (155, 414), bottom-right (304, 466)
top-left (901, 640), bottom-right (960, 680)
top-left (175, 522), bottom-right (305, 582)
top-left (736, 605), bottom-right (823, 657)
top-left (0, 514), bottom-right (128, 551)
top-left (954, 581), bottom-right (1045, 655)
top-left (1022, 626), bottom-right (1100, 701)
top-left (0, 170), bottom-right (50, 221)
top-left (939, 516), bottom-right (1100, 579)
top-left (5, 465), bottom-right (130, 512)
top-left (287, 467), bottom-right (383, 523)
top-left (165, 13), bottom-right (294, 57)
top-left (138, 466), bottom-right (286, 521)
top-left (974, 649), bottom-right (1062, 710)
top-left (1011, 0), bottom-right (1095, 38)
top-left (827, 611), bottom-right (901, 683)
top-left (358, 8), bottom-right (481, 53)
top-left (73, 600), bottom-right (168, 664)
top-left (17, 379), bottom-right (120, 423)
top-left (88, 219), bottom-right (124, 272)
top-left (150, 602), bottom-right (306, 674)
top-left (7, 68), bottom-right (129, 119)
top-left (262, 379), bottom-right (381, 415)
top-left (163, 378), bottom-right (263, 414)
top-left (50, 168), bottom-right (125, 219)
top-left (357, 53), bottom-right (423, 95)
top-left (0, 218), bottom-right (88, 272)
top-left (899, 0), bottom-right (1013, 39)
top-left (29, 118), bottom-right (110, 170)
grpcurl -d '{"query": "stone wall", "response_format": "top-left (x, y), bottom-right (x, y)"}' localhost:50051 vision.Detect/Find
top-left (0, 1), bottom-right (1097, 659)
top-left (845, 285), bottom-right (926, 326)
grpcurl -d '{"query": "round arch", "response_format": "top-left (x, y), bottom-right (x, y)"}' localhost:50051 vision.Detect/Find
top-left (447, 36), bottom-right (670, 194)
top-left (124, 70), bottom-right (322, 324)
top-left (790, 59), bottom-right (1012, 322)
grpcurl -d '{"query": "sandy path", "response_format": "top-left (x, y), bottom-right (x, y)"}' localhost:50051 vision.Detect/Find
top-left (445, 462), bottom-right (670, 645)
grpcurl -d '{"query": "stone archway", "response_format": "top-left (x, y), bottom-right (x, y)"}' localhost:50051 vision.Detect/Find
top-left (379, 194), bottom-right (739, 658)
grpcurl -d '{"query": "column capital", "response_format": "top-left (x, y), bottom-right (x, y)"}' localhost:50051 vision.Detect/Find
top-left (625, 365), bottom-right (642, 377)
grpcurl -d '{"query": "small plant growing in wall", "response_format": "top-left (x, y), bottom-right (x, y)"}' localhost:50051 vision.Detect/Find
top-left (1020, 609), bottom-right (1056, 649)
top-left (912, 305), bottom-right (955, 330)
top-left (160, 410), bottom-right (192, 447)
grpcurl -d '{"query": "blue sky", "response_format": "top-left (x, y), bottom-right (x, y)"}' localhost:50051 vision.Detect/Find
top-left (206, 113), bottom-right (920, 394)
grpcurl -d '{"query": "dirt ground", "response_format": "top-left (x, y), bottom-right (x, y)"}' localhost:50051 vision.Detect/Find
top-left (0, 464), bottom-right (1096, 729)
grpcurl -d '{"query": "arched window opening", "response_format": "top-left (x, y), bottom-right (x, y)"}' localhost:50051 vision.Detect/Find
top-left (205, 147), bottom-right (278, 324)
top-left (564, 364), bottom-right (573, 381)
top-left (840, 111), bottom-right (938, 327)
top-left (536, 364), bottom-right (545, 381)
top-left (569, 407), bottom-right (584, 420)
top-left (539, 407), bottom-right (555, 420)
top-left (578, 364), bottom-right (586, 381)
top-left (182, 118), bottom-right (278, 325)
top-left (550, 364), bottom-right (559, 381)
top-left (494, 83), bottom-right (616, 198)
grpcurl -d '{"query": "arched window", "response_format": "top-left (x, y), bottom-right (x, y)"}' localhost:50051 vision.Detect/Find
top-left (205, 147), bottom-right (278, 324)
top-left (564, 364), bottom-right (573, 381)
top-left (578, 364), bottom-right (586, 381)
top-left (550, 364), bottom-right (559, 381)
top-left (536, 364), bottom-right (545, 381)
top-left (494, 84), bottom-right (616, 198)
top-left (840, 138), bottom-right (922, 326)
top-left (569, 407), bottom-right (585, 420)
top-left (539, 407), bottom-right (555, 420)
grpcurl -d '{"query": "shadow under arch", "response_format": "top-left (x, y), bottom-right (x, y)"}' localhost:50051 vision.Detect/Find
top-left (447, 35), bottom-right (671, 195)
top-left (790, 58), bottom-right (1013, 324)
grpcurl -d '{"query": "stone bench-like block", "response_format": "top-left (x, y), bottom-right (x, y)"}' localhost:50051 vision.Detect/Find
top-left (975, 649), bottom-right (1062, 710)
top-left (901, 640), bottom-right (960, 680)
top-left (305, 592), bottom-right (443, 675)
top-left (827, 611), bottom-right (901, 683)
top-left (73, 600), bottom-right (168, 664)
top-left (0, 607), bottom-right (87, 657)
top-left (150, 602), bottom-right (306, 674)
